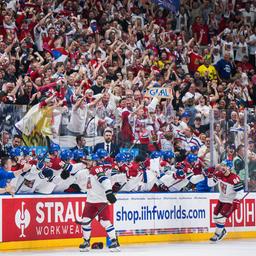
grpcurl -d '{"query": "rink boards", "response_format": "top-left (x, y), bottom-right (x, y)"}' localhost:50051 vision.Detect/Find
top-left (0, 192), bottom-right (256, 250)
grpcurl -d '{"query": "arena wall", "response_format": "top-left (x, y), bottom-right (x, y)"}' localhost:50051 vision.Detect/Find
top-left (0, 192), bottom-right (256, 250)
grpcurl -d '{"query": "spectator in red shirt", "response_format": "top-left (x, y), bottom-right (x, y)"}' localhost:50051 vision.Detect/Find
top-left (187, 44), bottom-right (204, 74)
top-left (192, 16), bottom-right (209, 46)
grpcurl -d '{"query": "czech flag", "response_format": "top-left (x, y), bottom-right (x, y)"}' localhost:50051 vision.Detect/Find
top-left (51, 47), bottom-right (68, 62)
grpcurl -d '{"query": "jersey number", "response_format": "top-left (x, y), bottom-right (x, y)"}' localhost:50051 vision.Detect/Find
top-left (95, 167), bottom-right (104, 174)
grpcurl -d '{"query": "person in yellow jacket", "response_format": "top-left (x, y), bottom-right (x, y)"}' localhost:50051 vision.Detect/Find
top-left (197, 59), bottom-right (217, 80)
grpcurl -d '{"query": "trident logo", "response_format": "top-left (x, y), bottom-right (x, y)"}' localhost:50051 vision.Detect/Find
top-left (15, 202), bottom-right (31, 237)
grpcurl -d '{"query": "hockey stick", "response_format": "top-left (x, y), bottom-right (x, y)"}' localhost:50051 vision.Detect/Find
top-left (241, 191), bottom-right (249, 200)
top-left (75, 182), bottom-right (127, 226)
top-left (128, 139), bottom-right (140, 153)
top-left (15, 136), bottom-right (51, 194)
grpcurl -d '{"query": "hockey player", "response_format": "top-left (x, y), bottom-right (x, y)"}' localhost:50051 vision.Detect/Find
top-left (96, 148), bottom-right (118, 177)
top-left (9, 147), bottom-right (24, 172)
top-left (158, 153), bottom-right (201, 192)
top-left (96, 148), bottom-right (114, 167)
top-left (35, 147), bottom-right (72, 194)
top-left (158, 167), bottom-right (189, 192)
top-left (160, 150), bottom-right (176, 174)
top-left (79, 154), bottom-right (120, 252)
top-left (121, 153), bottom-right (152, 192)
top-left (48, 143), bottom-right (62, 175)
top-left (132, 153), bottom-right (159, 192)
top-left (207, 162), bottom-right (244, 242)
top-left (0, 156), bottom-right (31, 194)
top-left (123, 152), bottom-right (133, 163)
top-left (108, 153), bottom-right (128, 191)
top-left (15, 160), bottom-right (54, 194)
top-left (21, 146), bottom-right (31, 162)
top-left (7, 147), bottom-right (29, 188)
top-left (115, 152), bottom-right (130, 174)
top-left (52, 149), bottom-right (75, 193)
top-left (189, 153), bottom-right (205, 184)
top-left (66, 150), bottom-right (89, 193)
top-left (180, 153), bottom-right (205, 191)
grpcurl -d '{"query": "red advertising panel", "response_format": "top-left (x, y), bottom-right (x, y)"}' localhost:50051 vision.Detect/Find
top-left (2, 197), bottom-right (112, 242)
top-left (209, 198), bottom-right (256, 228)
top-left (233, 200), bottom-right (244, 227)
top-left (209, 199), bottom-right (218, 228)
top-left (244, 199), bottom-right (255, 227)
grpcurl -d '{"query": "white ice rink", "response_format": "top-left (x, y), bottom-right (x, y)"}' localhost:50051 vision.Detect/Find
top-left (1, 240), bottom-right (256, 256)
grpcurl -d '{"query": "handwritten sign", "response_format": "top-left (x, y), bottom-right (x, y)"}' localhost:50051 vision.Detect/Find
top-left (145, 87), bottom-right (173, 99)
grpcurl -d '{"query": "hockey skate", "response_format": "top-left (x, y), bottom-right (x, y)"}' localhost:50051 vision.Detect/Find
top-left (210, 228), bottom-right (227, 242)
top-left (79, 239), bottom-right (90, 252)
top-left (108, 238), bottom-right (120, 252)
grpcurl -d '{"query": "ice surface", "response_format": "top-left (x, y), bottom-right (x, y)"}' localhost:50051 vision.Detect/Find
top-left (1, 240), bottom-right (256, 256)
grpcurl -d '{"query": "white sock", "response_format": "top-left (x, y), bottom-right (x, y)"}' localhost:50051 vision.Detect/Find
top-left (82, 225), bottom-right (91, 240)
top-left (106, 224), bottom-right (117, 240)
top-left (216, 226), bottom-right (224, 235)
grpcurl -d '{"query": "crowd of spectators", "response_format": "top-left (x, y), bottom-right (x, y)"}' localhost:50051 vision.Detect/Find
top-left (0, 0), bottom-right (256, 193)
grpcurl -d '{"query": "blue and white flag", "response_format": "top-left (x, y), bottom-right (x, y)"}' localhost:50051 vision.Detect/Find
top-left (151, 0), bottom-right (180, 13)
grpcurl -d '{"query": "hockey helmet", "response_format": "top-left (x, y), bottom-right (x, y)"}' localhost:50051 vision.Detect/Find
top-left (96, 148), bottom-right (108, 159)
top-left (73, 150), bottom-right (85, 161)
top-left (190, 145), bottom-right (199, 152)
top-left (186, 154), bottom-right (198, 163)
top-left (150, 151), bottom-right (162, 159)
top-left (21, 146), bottom-right (30, 156)
top-left (222, 159), bottom-right (233, 169)
top-left (115, 153), bottom-right (127, 163)
top-left (60, 149), bottom-right (73, 161)
top-left (124, 152), bottom-right (133, 162)
top-left (9, 147), bottom-right (23, 158)
top-left (49, 143), bottom-right (60, 154)
top-left (87, 153), bottom-right (100, 161)
top-left (163, 150), bottom-right (175, 160)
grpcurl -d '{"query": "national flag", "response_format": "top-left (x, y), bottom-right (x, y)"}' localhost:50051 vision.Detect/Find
top-left (15, 103), bottom-right (53, 146)
top-left (51, 47), bottom-right (68, 63)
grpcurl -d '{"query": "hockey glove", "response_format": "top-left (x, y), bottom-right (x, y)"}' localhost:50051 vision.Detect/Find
top-left (106, 190), bottom-right (117, 204)
top-left (173, 169), bottom-right (185, 180)
top-left (60, 169), bottom-right (70, 180)
top-left (159, 184), bottom-right (169, 192)
top-left (112, 183), bottom-right (122, 193)
top-left (205, 167), bottom-right (215, 178)
top-left (37, 161), bottom-right (45, 170)
top-left (42, 168), bottom-right (53, 178)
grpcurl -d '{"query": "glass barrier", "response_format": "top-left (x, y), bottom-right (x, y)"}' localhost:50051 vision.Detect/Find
top-left (245, 108), bottom-right (256, 192)
top-left (209, 108), bottom-right (256, 192)
top-left (1, 102), bottom-right (256, 192)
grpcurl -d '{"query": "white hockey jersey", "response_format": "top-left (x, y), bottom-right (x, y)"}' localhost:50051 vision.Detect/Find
top-left (86, 166), bottom-right (113, 203)
top-left (208, 172), bottom-right (244, 203)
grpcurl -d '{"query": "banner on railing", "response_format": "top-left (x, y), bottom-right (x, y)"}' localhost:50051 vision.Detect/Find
top-left (145, 87), bottom-right (173, 99)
